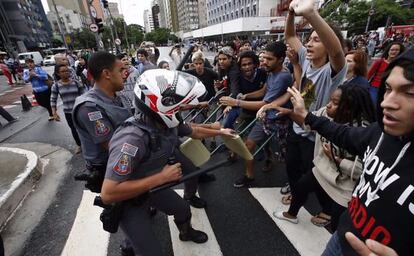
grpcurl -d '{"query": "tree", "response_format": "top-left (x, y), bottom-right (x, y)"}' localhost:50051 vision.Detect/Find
top-left (144, 28), bottom-right (177, 45)
top-left (51, 38), bottom-right (63, 48)
top-left (72, 29), bottom-right (97, 49)
top-left (321, 0), bottom-right (414, 35)
top-left (101, 18), bottom-right (144, 51)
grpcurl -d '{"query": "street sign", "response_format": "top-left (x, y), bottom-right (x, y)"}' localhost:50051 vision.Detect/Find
top-left (89, 23), bottom-right (98, 33)
top-left (115, 38), bottom-right (121, 45)
top-left (90, 6), bottom-right (97, 18)
top-left (99, 40), bottom-right (104, 48)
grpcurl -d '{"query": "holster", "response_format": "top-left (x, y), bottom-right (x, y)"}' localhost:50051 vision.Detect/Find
top-left (94, 196), bottom-right (123, 233)
top-left (74, 164), bottom-right (106, 193)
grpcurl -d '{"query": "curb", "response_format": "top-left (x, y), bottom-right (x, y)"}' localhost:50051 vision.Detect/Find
top-left (0, 147), bottom-right (41, 229)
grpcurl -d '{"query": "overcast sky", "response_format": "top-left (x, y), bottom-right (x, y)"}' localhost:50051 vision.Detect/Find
top-left (40, 0), bottom-right (151, 26)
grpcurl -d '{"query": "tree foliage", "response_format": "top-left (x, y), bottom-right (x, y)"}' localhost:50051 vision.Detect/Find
top-left (144, 28), bottom-right (178, 45)
top-left (69, 18), bottom-right (144, 51)
top-left (320, 0), bottom-right (414, 35)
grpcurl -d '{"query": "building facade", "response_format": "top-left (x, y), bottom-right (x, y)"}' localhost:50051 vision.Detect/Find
top-left (206, 0), bottom-right (274, 26)
top-left (198, 0), bottom-right (208, 28)
top-left (108, 2), bottom-right (123, 19)
top-left (144, 9), bottom-right (154, 33)
top-left (47, 5), bottom-right (88, 34)
top-left (169, 0), bottom-right (179, 32)
top-left (151, 1), bottom-right (160, 29)
top-left (177, 0), bottom-right (199, 31)
top-left (0, 0), bottom-right (52, 52)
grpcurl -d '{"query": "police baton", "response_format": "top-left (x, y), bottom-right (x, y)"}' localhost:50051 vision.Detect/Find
top-left (176, 45), bottom-right (195, 71)
top-left (150, 158), bottom-right (230, 193)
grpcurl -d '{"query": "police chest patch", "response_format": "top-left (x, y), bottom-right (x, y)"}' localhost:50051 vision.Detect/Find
top-left (95, 120), bottom-right (110, 136)
top-left (113, 154), bottom-right (131, 175)
top-left (88, 111), bottom-right (103, 121)
top-left (121, 143), bottom-right (138, 156)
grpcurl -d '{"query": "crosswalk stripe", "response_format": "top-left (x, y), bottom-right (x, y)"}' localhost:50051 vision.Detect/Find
top-left (3, 105), bottom-right (16, 109)
top-left (169, 189), bottom-right (223, 256)
top-left (249, 187), bottom-right (331, 256)
top-left (61, 190), bottom-right (109, 256)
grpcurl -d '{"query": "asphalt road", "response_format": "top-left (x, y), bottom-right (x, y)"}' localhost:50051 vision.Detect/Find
top-left (1, 48), bottom-right (331, 256)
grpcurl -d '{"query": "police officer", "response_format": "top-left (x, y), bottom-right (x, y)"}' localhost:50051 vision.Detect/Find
top-left (101, 69), bottom-right (235, 256)
top-left (72, 51), bottom-right (132, 192)
top-left (72, 51), bottom-right (135, 255)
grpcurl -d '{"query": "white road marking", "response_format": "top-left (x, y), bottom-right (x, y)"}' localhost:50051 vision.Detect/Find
top-left (169, 189), bottom-right (223, 256)
top-left (61, 190), bottom-right (110, 256)
top-left (13, 100), bottom-right (20, 104)
top-left (249, 187), bottom-right (331, 256)
top-left (3, 105), bottom-right (16, 109)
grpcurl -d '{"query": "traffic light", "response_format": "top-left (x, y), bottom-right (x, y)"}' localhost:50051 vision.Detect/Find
top-left (95, 18), bottom-right (104, 34)
top-left (101, 0), bottom-right (108, 8)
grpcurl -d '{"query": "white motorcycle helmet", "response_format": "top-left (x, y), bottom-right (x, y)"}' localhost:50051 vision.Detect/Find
top-left (134, 69), bottom-right (206, 128)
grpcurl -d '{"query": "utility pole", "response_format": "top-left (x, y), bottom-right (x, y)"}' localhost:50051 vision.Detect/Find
top-left (365, 1), bottom-right (375, 33)
top-left (51, 0), bottom-right (69, 49)
top-left (123, 20), bottom-right (130, 53)
top-left (106, 8), bottom-right (121, 53)
top-left (86, 1), bottom-right (103, 50)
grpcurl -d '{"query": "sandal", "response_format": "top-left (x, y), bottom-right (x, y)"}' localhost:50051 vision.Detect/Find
top-left (311, 213), bottom-right (331, 227)
top-left (281, 195), bottom-right (292, 205)
top-left (262, 159), bottom-right (273, 172)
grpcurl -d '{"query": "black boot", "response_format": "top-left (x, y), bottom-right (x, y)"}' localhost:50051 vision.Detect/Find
top-left (174, 219), bottom-right (208, 244)
top-left (185, 195), bottom-right (207, 209)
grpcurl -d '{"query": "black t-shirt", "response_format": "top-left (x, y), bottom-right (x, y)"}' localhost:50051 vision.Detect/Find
top-left (239, 68), bottom-right (267, 116)
top-left (185, 68), bottom-right (218, 101)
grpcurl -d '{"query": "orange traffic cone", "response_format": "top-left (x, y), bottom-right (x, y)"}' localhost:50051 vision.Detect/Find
top-left (31, 95), bottom-right (39, 107)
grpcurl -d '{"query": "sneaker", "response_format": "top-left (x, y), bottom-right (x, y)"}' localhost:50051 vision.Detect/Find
top-left (233, 175), bottom-right (254, 188)
top-left (273, 211), bottom-right (298, 224)
top-left (48, 116), bottom-right (54, 121)
top-left (185, 195), bottom-right (207, 209)
top-left (198, 173), bottom-right (216, 183)
top-left (280, 183), bottom-right (291, 195)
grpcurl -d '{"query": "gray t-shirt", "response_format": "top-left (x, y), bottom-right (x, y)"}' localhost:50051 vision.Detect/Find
top-left (105, 121), bottom-right (193, 182)
top-left (263, 70), bottom-right (293, 103)
top-left (293, 46), bottom-right (347, 138)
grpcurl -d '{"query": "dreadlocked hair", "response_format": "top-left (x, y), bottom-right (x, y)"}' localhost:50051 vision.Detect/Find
top-left (333, 84), bottom-right (376, 126)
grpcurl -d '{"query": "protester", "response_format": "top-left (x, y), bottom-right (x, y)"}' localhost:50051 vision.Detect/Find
top-left (368, 42), bottom-right (405, 103)
top-left (274, 85), bottom-right (375, 230)
top-left (116, 53), bottom-right (140, 110)
top-left (220, 42), bottom-right (293, 187)
top-left (76, 55), bottom-right (91, 90)
top-left (23, 59), bottom-right (53, 120)
top-left (184, 51), bottom-right (218, 102)
top-left (50, 64), bottom-right (85, 154)
top-left (0, 58), bottom-right (13, 86)
top-left (169, 44), bottom-right (184, 67)
top-left (157, 60), bottom-right (170, 70)
top-left (281, 0), bottom-right (347, 201)
top-left (343, 50), bottom-right (370, 90)
top-left (216, 46), bottom-right (241, 98)
top-left (136, 49), bottom-right (156, 75)
top-left (280, 48), bottom-right (414, 256)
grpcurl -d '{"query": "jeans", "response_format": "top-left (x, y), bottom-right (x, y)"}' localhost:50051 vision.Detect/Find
top-left (223, 107), bottom-right (241, 129)
top-left (322, 232), bottom-right (343, 256)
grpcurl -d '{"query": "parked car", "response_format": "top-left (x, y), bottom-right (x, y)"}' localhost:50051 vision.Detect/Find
top-left (18, 52), bottom-right (43, 66)
top-left (43, 55), bottom-right (56, 66)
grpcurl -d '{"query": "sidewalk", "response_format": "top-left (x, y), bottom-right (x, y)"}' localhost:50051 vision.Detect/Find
top-left (0, 143), bottom-right (73, 256)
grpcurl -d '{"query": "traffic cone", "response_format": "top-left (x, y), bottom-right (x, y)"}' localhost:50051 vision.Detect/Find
top-left (31, 94), bottom-right (39, 107)
top-left (21, 94), bottom-right (32, 111)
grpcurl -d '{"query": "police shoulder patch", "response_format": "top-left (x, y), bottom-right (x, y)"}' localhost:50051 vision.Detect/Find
top-left (95, 120), bottom-right (110, 136)
top-left (88, 111), bottom-right (103, 121)
top-left (121, 143), bottom-right (138, 157)
top-left (113, 154), bottom-right (131, 175)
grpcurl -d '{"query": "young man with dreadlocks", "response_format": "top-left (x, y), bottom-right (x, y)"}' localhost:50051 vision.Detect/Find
top-left (274, 84), bottom-right (376, 231)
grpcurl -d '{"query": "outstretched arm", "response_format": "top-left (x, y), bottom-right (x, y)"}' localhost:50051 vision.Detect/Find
top-left (285, 11), bottom-right (303, 52)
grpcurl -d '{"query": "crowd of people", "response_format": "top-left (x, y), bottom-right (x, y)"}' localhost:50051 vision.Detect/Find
top-left (1, 0), bottom-right (414, 255)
